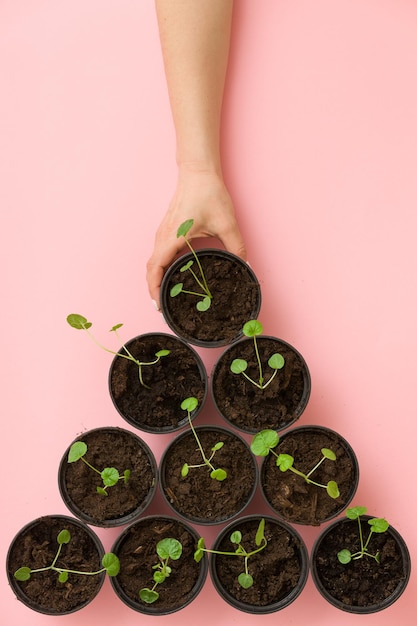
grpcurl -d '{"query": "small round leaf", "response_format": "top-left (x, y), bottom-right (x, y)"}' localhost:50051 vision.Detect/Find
top-left (346, 506), bottom-right (367, 520)
top-left (250, 429), bottom-right (279, 456)
top-left (14, 567), bottom-right (31, 581)
top-left (242, 319), bottom-right (263, 337)
top-left (276, 454), bottom-right (294, 471)
top-left (230, 358), bottom-right (248, 374)
top-left (155, 349), bottom-right (170, 357)
top-left (66, 314), bottom-right (91, 330)
top-left (326, 480), bottom-right (340, 499)
top-left (321, 448), bottom-right (336, 461)
top-left (181, 397), bottom-right (198, 412)
top-left (180, 260), bottom-right (194, 272)
top-left (157, 538), bottom-right (182, 560)
top-left (153, 571), bottom-right (167, 584)
top-left (369, 517), bottom-right (389, 533)
top-left (68, 441), bottom-right (87, 463)
top-left (101, 467), bottom-right (119, 486)
top-left (102, 553), bottom-right (120, 576)
top-left (57, 529), bottom-right (71, 545)
top-left (268, 353), bottom-right (285, 370)
top-left (196, 296), bottom-right (211, 311)
top-left (177, 218), bottom-right (194, 238)
top-left (170, 283), bottom-right (183, 297)
top-left (139, 588), bottom-right (159, 604)
top-left (210, 468), bottom-right (227, 481)
top-left (337, 549), bottom-right (352, 564)
top-left (230, 531), bottom-right (242, 544)
top-left (238, 572), bottom-right (254, 589)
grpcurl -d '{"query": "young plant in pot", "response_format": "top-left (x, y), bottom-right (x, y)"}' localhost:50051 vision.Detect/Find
top-left (310, 506), bottom-right (411, 613)
top-left (196, 514), bottom-right (309, 613)
top-left (160, 219), bottom-right (262, 347)
top-left (6, 515), bottom-right (119, 615)
top-left (58, 427), bottom-right (158, 527)
top-left (159, 397), bottom-right (258, 525)
top-left (211, 319), bottom-right (311, 433)
top-left (66, 314), bottom-right (207, 433)
top-left (109, 515), bottom-right (208, 615)
top-left (252, 425), bottom-right (359, 525)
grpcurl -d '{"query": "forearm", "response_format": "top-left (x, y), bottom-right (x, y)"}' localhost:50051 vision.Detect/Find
top-left (155, 0), bottom-right (233, 173)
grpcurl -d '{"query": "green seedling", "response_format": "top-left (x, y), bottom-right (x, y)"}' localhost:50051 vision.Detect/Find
top-left (251, 429), bottom-right (340, 499)
top-left (66, 314), bottom-right (170, 388)
top-left (230, 320), bottom-right (285, 389)
top-left (139, 538), bottom-right (183, 604)
top-left (170, 219), bottom-right (212, 311)
top-left (337, 506), bottom-right (389, 565)
top-left (14, 529), bottom-right (120, 583)
top-left (194, 518), bottom-right (267, 589)
top-left (180, 397), bottom-right (227, 481)
top-left (68, 441), bottom-right (131, 496)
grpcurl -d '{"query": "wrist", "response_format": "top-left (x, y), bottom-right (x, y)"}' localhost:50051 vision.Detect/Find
top-left (176, 159), bottom-right (223, 177)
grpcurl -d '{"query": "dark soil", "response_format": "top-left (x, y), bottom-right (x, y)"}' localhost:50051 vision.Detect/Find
top-left (212, 337), bottom-right (310, 432)
top-left (161, 427), bottom-right (257, 524)
top-left (261, 427), bottom-right (358, 525)
top-left (7, 516), bottom-right (104, 614)
top-left (313, 517), bottom-right (410, 610)
top-left (109, 333), bottom-right (206, 432)
top-left (60, 428), bottom-right (156, 525)
top-left (161, 251), bottom-right (261, 345)
top-left (112, 516), bottom-right (205, 614)
top-left (212, 517), bottom-right (307, 609)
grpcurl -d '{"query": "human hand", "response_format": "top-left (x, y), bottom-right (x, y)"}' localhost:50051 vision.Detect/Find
top-left (146, 165), bottom-right (246, 309)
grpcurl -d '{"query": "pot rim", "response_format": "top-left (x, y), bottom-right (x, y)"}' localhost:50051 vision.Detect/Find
top-left (58, 426), bottom-right (158, 527)
top-left (108, 331), bottom-right (208, 433)
top-left (259, 423), bottom-right (360, 525)
top-left (160, 248), bottom-right (262, 348)
top-left (310, 514), bottom-right (411, 613)
top-left (6, 514), bottom-right (106, 615)
top-left (211, 334), bottom-right (311, 434)
top-left (159, 424), bottom-right (259, 525)
top-left (208, 513), bottom-right (309, 613)
top-left (109, 514), bottom-right (208, 615)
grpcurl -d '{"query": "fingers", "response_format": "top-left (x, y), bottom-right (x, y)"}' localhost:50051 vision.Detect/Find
top-left (146, 240), bottom-right (184, 310)
top-left (217, 223), bottom-right (247, 262)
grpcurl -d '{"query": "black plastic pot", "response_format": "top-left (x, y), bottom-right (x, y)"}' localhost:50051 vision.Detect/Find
top-left (310, 514), bottom-right (411, 613)
top-left (58, 426), bottom-right (158, 527)
top-left (108, 332), bottom-right (207, 433)
top-left (159, 424), bottom-right (258, 525)
top-left (160, 249), bottom-right (262, 348)
top-left (6, 515), bottom-right (106, 615)
top-left (211, 334), bottom-right (311, 433)
top-left (259, 425), bottom-right (359, 525)
top-left (110, 515), bottom-right (208, 615)
top-left (209, 514), bottom-right (309, 613)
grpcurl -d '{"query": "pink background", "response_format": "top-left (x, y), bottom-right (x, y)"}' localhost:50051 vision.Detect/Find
top-left (1, 0), bottom-right (416, 623)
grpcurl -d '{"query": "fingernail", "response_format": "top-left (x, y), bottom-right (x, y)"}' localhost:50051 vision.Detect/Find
top-left (246, 260), bottom-right (251, 268)
top-left (152, 299), bottom-right (160, 312)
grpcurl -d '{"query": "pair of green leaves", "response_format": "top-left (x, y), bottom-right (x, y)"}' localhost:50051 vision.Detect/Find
top-left (68, 441), bottom-right (130, 495)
